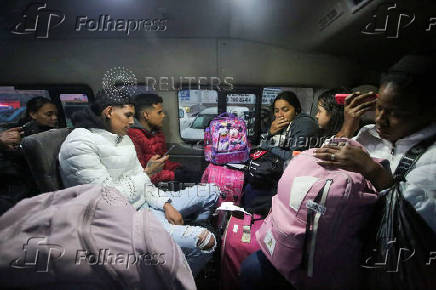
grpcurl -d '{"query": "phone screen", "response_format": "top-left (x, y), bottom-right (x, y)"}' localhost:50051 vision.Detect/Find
top-left (163, 145), bottom-right (176, 156)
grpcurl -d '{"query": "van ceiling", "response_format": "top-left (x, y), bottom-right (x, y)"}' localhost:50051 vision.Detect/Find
top-left (1, 0), bottom-right (435, 85)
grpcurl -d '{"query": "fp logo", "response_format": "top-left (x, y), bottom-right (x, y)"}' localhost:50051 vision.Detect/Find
top-left (11, 2), bottom-right (65, 39)
top-left (361, 239), bottom-right (415, 272)
top-left (10, 237), bottom-right (65, 272)
top-left (362, 2), bottom-right (415, 39)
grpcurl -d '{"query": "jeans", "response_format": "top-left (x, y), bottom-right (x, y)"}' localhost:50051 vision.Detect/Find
top-left (141, 183), bottom-right (219, 276)
top-left (240, 250), bottom-right (294, 290)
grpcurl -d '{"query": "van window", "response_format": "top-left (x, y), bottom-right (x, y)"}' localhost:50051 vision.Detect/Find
top-left (178, 87), bottom-right (318, 143)
top-left (0, 87), bottom-right (50, 126)
top-left (59, 94), bottom-right (89, 128)
top-left (178, 89), bottom-right (218, 141)
top-left (226, 93), bottom-right (256, 137)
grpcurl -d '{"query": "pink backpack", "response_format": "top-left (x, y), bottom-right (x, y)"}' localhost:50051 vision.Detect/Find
top-left (201, 163), bottom-right (245, 206)
top-left (204, 113), bottom-right (250, 164)
top-left (0, 184), bottom-right (195, 290)
top-left (256, 139), bottom-right (379, 290)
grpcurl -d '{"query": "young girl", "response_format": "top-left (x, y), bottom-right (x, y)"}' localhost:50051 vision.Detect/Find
top-left (315, 88), bottom-right (346, 138)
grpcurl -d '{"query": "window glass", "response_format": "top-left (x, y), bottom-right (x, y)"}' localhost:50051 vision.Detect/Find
top-left (226, 93), bottom-right (256, 136)
top-left (178, 89), bottom-right (218, 141)
top-left (59, 93), bottom-right (89, 128)
top-left (0, 87), bottom-right (50, 126)
top-left (177, 87), bottom-right (317, 143)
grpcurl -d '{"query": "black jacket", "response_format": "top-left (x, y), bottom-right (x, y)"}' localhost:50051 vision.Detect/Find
top-left (260, 113), bottom-right (319, 161)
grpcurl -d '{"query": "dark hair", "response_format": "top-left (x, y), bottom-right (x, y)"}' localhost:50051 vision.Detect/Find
top-left (134, 94), bottom-right (163, 119)
top-left (90, 89), bottom-right (134, 116)
top-left (21, 96), bottom-right (55, 123)
top-left (380, 71), bottom-right (435, 115)
top-left (317, 88), bottom-right (348, 136)
top-left (272, 91), bottom-right (302, 114)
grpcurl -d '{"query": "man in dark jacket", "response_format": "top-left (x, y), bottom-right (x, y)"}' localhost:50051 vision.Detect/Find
top-left (128, 94), bottom-right (199, 186)
top-left (0, 125), bottom-right (42, 214)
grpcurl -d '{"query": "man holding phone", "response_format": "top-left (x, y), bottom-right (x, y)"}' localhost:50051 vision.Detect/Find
top-left (128, 93), bottom-right (200, 186)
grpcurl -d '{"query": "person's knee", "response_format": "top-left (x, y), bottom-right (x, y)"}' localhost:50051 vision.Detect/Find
top-left (197, 229), bottom-right (216, 251)
top-left (209, 185), bottom-right (220, 202)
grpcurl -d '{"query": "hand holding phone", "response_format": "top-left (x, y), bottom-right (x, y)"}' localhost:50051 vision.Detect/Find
top-left (337, 92), bottom-right (378, 138)
top-left (145, 154), bottom-right (168, 175)
top-left (335, 93), bottom-right (378, 105)
top-left (163, 145), bottom-right (176, 156)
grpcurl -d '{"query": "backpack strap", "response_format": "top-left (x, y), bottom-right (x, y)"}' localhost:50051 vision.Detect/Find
top-left (393, 134), bottom-right (436, 181)
top-left (241, 213), bottom-right (253, 243)
top-left (217, 112), bottom-right (236, 119)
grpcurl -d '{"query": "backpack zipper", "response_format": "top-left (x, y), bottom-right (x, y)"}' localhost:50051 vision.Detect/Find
top-left (307, 179), bottom-right (333, 277)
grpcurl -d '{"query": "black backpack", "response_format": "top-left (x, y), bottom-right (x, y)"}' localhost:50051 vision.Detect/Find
top-left (361, 135), bottom-right (436, 290)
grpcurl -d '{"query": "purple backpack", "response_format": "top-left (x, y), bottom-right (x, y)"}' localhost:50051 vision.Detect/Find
top-left (0, 184), bottom-right (196, 290)
top-left (204, 112), bottom-right (250, 164)
top-left (256, 139), bottom-right (380, 290)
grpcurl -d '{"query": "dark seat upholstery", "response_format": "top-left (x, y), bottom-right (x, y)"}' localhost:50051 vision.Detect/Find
top-left (21, 128), bottom-right (73, 193)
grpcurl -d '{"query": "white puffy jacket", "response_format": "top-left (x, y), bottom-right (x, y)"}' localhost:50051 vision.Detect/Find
top-left (354, 123), bottom-right (436, 232)
top-left (59, 128), bottom-right (170, 210)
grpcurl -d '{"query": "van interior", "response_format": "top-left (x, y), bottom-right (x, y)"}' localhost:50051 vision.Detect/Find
top-left (1, 0), bottom-right (436, 287)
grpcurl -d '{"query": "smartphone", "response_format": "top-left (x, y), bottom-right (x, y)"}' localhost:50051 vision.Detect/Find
top-left (163, 145), bottom-right (176, 156)
top-left (335, 93), bottom-right (378, 105)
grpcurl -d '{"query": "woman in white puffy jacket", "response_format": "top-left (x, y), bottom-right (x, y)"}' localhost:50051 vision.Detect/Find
top-left (59, 90), bottom-right (219, 276)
